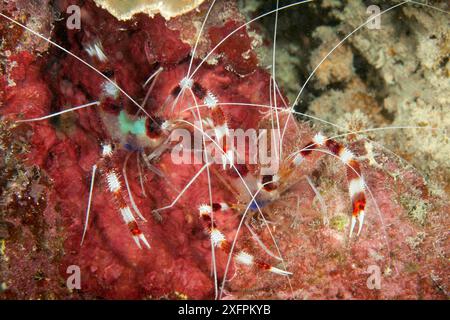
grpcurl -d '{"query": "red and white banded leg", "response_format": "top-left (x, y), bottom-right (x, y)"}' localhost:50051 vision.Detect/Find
top-left (291, 133), bottom-right (366, 237)
top-left (100, 143), bottom-right (151, 249)
top-left (198, 204), bottom-right (291, 276)
top-left (202, 90), bottom-right (235, 169)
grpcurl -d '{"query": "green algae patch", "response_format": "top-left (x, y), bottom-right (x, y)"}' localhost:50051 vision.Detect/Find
top-left (330, 214), bottom-right (349, 232)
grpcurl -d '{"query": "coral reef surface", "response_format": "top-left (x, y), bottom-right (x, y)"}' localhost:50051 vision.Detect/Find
top-left (0, 0), bottom-right (448, 299)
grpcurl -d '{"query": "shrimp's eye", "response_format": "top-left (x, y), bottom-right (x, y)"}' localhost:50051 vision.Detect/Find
top-left (146, 117), bottom-right (164, 139)
top-left (102, 69), bottom-right (115, 78)
top-left (192, 82), bottom-right (206, 99)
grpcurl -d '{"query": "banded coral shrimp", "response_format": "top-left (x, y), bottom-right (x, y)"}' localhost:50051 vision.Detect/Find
top-left (0, 0), bottom-right (448, 300)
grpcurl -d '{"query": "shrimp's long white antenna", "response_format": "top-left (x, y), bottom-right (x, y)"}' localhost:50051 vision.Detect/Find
top-left (188, 87), bottom-right (220, 299)
top-left (143, 66), bottom-right (164, 88)
top-left (190, 0), bottom-right (314, 79)
top-left (152, 162), bottom-right (210, 214)
top-left (168, 0), bottom-right (218, 115)
top-left (123, 152), bottom-right (147, 221)
top-left (81, 164), bottom-right (97, 246)
top-left (0, 12), bottom-right (154, 121)
top-left (245, 221), bottom-right (282, 261)
top-left (271, 0), bottom-right (282, 161)
top-left (280, 0), bottom-right (414, 152)
top-left (137, 153), bottom-right (147, 198)
top-left (16, 101), bottom-right (100, 122)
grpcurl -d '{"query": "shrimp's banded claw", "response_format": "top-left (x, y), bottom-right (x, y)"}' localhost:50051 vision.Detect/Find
top-left (122, 209), bottom-right (151, 250)
top-left (350, 209), bottom-right (365, 239)
top-left (349, 182), bottom-right (366, 238)
top-left (234, 251), bottom-right (292, 276)
top-left (133, 229), bottom-right (151, 249)
top-left (296, 133), bottom-right (368, 239)
top-left (348, 172), bottom-right (366, 238)
top-left (198, 204), bottom-right (292, 277)
top-left (101, 143), bottom-right (152, 249)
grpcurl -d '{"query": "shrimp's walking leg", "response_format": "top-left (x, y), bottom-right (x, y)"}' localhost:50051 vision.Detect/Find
top-left (198, 204), bottom-right (291, 276)
top-left (293, 133), bottom-right (366, 237)
top-left (100, 143), bottom-right (150, 249)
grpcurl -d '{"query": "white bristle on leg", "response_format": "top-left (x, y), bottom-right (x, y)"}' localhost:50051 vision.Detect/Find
top-left (235, 251), bottom-right (254, 266)
top-left (106, 171), bottom-right (121, 193)
top-left (339, 148), bottom-right (354, 164)
top-left (313, 132), bottom-right (326, 146)
top-left (102, 144), bottom-right (113, 157)
top-left (204, 91), bottom-right (218, 109)
top-left (199, 204), bottom-right (212, 216)
top-left (210, 229), bottom-right (226, 247)
top-left (102, 81), bottom-right (119, 99)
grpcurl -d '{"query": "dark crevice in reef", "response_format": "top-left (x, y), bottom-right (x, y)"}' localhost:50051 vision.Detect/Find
top-left (251, 0), bottom-right (334, 38)
top-left (351, 46), bottom-right (390, 113)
